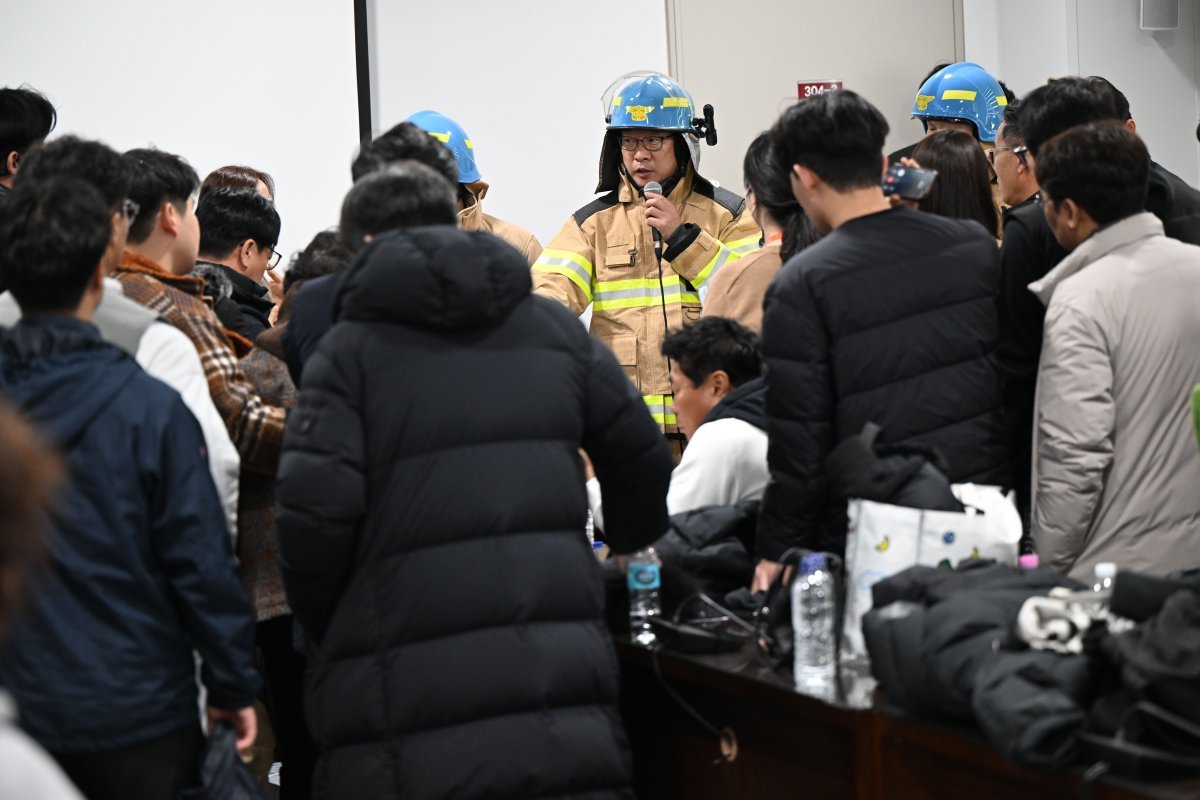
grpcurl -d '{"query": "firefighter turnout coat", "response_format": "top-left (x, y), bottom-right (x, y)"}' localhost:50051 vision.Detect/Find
top-left (533, 168), bottom-right (760, 434)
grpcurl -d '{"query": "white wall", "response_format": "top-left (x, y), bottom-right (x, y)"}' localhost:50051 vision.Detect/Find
top-left (665, 0), bottom-right (964, 196)
top-left (964, 0), bottom-right (1200, 185)
top-left (368, 0), bottom-right (669, 247)
top-left (0, 0), bottom-right (360, 261)
top-left (1076, 0), bottom-right (1200, 184)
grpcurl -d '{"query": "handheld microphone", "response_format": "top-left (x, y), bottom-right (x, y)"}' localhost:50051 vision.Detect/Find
top-left (645, 180), bottom-right (663, 262)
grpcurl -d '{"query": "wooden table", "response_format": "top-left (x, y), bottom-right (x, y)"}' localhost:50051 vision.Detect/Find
top-left (616, 638), bottom-right (1200, 799)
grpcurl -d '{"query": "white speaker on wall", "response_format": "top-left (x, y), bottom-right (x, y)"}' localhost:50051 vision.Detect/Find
top-left (1141, 0), bottom-right (1180, 30)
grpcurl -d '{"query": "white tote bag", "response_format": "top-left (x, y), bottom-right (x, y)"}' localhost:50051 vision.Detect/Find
top-left (840, 484), bottom-right (1021, 663)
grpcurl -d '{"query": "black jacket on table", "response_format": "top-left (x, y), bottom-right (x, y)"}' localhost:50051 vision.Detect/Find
top-left (199, 261), bottom-right (274, 343)
top-left (275, 226), bottom-right (672, 800)
top-left (863, 561), bottom-right (1090, 769)
top-left (0, 317), bottom-right (259, 752)
top-left (756, 206), bottom-right (1009, 561)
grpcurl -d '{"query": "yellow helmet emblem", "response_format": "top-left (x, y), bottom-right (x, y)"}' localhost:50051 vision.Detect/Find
top-left (915, 93), bottom-right (936, 112)
top-left (626, 105), bottom-right (656, 122)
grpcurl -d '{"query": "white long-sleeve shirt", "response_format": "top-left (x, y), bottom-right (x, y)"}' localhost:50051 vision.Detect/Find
top-left (588, 417), bottom-right (769, 532)
top-left (134, 317), bottom-right (241, 540)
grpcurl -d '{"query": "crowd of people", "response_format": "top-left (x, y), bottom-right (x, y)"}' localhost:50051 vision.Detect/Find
top-left (0, 59), bottom-right (1199, 800)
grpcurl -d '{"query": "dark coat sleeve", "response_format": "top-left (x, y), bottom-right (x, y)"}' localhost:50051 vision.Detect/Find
top-left (580, 335), bottom-right (672, 555)
top-left (149, 394), bottom-right (260, 710)
top-left (282, 274), bottom-right (340, 385)
top-left (996, 214), bottom-right (1048, 388)
top-left (275, 331), bottom-right (366, 642)
top-left (755, 266), bottom-right (834, 561)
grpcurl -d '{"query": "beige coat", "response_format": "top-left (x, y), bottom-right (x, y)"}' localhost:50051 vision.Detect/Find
top-left (701, 241), bottom-right (782, 333)
top-left (459, 183), bottom-right (542, 266)
top-left (1029, 212), bottom-right (1200, 581)
top-left (533, 169), bottom-right (760, 433)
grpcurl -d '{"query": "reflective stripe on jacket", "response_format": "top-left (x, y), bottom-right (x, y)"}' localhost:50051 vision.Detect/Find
top-left (533, 168), bottom-right (760, 433)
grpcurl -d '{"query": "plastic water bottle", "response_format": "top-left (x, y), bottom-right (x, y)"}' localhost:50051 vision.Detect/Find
top-left (1089, 561), bottom-right (1117, 619)
top-left (627, 547), bottom-right (662, 646)
top-left (793, 552), bottom-right (836, 688)
top-left (1092, 562), bottom-right (1116, 593)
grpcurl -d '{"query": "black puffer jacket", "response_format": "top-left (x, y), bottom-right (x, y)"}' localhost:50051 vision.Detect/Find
top-left (863, 561), bottom-right (1083, 720)
top-left (756, 207), bottom-right (1010, 559)
top-left (275, 227), bottom-right (672, 800)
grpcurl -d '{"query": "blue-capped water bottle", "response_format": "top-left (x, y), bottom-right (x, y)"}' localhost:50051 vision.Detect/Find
top-left (627, 547), bottom-right (662, 646)
top-left (792, 552), bottom-right (836, 688)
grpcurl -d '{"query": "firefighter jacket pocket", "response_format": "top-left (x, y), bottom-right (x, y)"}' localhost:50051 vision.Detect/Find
top-left (605, 239), bottom-right (635, 270)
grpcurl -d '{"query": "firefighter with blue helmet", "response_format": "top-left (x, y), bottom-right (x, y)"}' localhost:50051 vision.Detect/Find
top-left (911, 62), bottom-right (1008, 144)
top-left (532, 72), bottom-right (761, 444)
top-left (406, 110), bottom-right (542, 265)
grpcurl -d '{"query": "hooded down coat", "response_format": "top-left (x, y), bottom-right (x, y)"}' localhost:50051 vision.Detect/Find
top-left (275, 227), bottom-right (673, 800)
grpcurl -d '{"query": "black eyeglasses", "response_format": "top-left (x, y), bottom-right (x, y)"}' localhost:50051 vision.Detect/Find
top-left (121, 198), bottom-right (140, 224)
top-left (619, 135), bottom-right (667, 152)
top-left (265, 246), bottom-right (282, 269)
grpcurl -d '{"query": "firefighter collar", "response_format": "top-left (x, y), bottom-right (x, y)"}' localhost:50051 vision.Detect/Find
top-left (618, 161), bottom-right (692, 205)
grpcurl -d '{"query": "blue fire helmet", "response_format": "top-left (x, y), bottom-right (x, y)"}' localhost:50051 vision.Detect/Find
top-left (911, 62), bottom-right (1007, 143)
top-left (604, 72), bottom-right (697, 132)
top-left (404, 110), bottom-right (481, 184)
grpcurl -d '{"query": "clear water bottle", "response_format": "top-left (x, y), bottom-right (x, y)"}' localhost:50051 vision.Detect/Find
top-left (627, 547), bottom-right (662, 647)
top-left (1092, 562), bottom-right (1116, 593)
top-left (793, 552), bottom-right (836, 688)
top-left (1089, 561), bottom-right (1117, 619)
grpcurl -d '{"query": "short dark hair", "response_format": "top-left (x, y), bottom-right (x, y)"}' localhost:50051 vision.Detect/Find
top-left (0, 177), bottom-right (112, 314)
top-left (998, 102), bottom-right (1025, 146)
top-left (121, 148), bottom-right (200, 244)
top-left (16, 135), bottom-right (130, 212)
top-left (769, 90), bottom-right (889, 192)
top-left (197, 187), bottom-right (281, 258)
top-left (743, 132), bottom-right (820, 262)
top-left (0, 87), bottom-right (57, 178)
top-left (1036, 121), bottom-right (1149, 226)
top-left (0, 401), bottom-right (61, 641)
top-left (998, 80), bottom-right (1019, 105)
top-left (1088, 76), bottom-right (1131, 121)
top-left (351, 121), bottom-right (458, 185)
top-left (661, 316), bottom-right (762, 388)
top-left (339, 161), bottom-right (458, 251)
top-left (283, 229), bottom-right (355, 293)
top-left (913, 130), bottom-right (1000, 235)
top-left (1017, 77), bottom-right (1121, 157)
top-left (199, 165), bottom-right (276, 201)
top-left (920, 63), bottom-right (953, 89)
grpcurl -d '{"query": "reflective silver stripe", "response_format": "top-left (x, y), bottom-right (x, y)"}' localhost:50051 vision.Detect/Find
top-left (534, 255), bottom-right (592, 286)
top-left (731, 241), bottom-right (758, 254)
top-left (594, 284), bottom-right (686, 303)
top-left (706, 248), bottom-right (736, 279)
